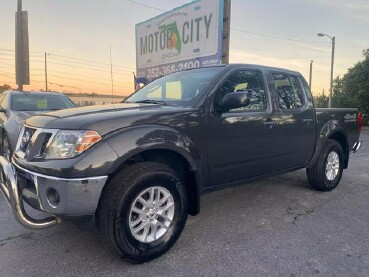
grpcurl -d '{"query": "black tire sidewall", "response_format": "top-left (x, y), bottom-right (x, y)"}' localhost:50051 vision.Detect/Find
top-left (322, 143), bottom-right (343, 190)
top-left (114, 168), bottom-right (187, 261)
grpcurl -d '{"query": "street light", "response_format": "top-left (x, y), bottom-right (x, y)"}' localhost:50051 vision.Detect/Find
top-left (317, 33), bottom-right (335, 108)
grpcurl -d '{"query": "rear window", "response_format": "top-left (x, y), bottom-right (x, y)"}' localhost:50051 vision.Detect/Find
top-left (11, 94), bottom-right (76, 111)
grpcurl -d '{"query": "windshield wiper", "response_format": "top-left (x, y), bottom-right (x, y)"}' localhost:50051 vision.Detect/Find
top-left (134, 99), bottom-right (167, 105)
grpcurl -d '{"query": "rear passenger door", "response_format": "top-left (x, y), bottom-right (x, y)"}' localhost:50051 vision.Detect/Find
top-left (272, 72), bottom-right (316, 168)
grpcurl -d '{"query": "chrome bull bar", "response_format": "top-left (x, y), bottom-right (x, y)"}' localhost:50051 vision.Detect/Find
top-left (0, 156), bottom-right (60, 229)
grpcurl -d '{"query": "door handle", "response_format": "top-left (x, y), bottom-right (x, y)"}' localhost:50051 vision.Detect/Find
top-left (302, 118), bottom-right (313, 125)
top-left (264, 119), bottom-right (277, 128)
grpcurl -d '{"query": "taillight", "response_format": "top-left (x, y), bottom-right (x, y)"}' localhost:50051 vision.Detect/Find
top-left (358, 113), bottom-right (363, 132)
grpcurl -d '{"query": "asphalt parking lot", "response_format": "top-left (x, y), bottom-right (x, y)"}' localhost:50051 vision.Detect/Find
top-left (1, 128), bottom-right (368, 276)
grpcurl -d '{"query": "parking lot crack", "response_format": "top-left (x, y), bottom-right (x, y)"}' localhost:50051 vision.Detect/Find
top-left (292, 209), bottom-right (315, 225)
top-left (0, 232), bottom-right (35, 246)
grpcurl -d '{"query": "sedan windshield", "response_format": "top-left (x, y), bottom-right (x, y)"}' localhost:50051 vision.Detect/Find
top-left (11, 94), bottom-right (76, 111)
top-left (125, 67), bottom-right (223, 106)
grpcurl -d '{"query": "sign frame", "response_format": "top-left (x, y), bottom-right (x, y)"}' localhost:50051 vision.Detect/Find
top-left (135, 0), bottom-right (224, 83)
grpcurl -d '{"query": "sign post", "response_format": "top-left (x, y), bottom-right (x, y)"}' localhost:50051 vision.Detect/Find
top-left (221, 0), bottom-right (231, 64)
top-left (135, 0), bottom-right (225, 83)
top-left (15, 0), bottom-right (30, 91)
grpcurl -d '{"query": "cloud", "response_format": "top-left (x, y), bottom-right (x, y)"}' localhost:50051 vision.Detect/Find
top-left (229, 51), bottom-right (305, 69)
top-left (307, 0), bottom-right (369, 23)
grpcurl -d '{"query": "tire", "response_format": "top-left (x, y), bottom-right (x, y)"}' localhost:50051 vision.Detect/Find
top-left (307, 139), bottom-right (344, 191)
top-left (1, 133), bottom-right (11, 161)
top-left (97, 162), bottom-right (188, 263)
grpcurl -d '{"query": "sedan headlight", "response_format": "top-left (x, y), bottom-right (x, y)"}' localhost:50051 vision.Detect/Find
top-left (45, 130), bottom-right (101, 159)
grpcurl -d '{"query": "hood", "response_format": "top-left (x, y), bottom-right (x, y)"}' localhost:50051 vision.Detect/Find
top-left (14, 110), bottom-right (53, 128)
top-left (25, 103), bottom-right (187, 136)
top-left (15, 110), bottom-right (48, 121)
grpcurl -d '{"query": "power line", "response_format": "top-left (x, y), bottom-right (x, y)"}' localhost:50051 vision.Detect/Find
top-left (231, 28), bottom-right (329, 44)
top-left (1, 72), bottom-right (16, 77)
top-left (48, 82), bottom-right (126, 94)
top-left (0, 61), bottom-right (14, 66)
top-left (0, 48), bottom-right (44, 54)
top-left (49, 53), bottom-right (135, 71)
top-left (0, 48), bottom-right (135, 71)
top-left (47, 70), bottom-right (133, 85)
top-left (0, 57), bottom-right (44, 63)
top-left (47, 60), bottom-right (132, 75)
top-left (0, 73), bottom-right (15, 78)
top-left (48, 74), bottom-right (132, 89)
top-left (126, 0), bottom-right (164, 11)
top-left (47, 56), bottom-right (133, 73)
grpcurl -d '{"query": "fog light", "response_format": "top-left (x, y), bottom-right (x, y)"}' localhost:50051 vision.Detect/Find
top-left (46, 188), bottom-right (60, 208)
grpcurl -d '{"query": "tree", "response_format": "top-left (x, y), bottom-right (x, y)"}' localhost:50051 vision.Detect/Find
top-left (0, 84), bottom-right (12, 93)
top-left (341, 49), bottom-right (369, 124)
top-left (315, 49), bottom-right (369, 125)
top-left (315, 89), bottom-right (328, 108)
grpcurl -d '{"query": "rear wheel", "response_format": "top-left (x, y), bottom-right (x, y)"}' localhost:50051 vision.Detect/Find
top-left (97, 162), bottom-right (188, 263)
top-left (307, 139), bottom-right (344, 191)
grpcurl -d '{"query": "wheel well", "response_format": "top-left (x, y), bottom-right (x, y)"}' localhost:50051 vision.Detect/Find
top-left (112, 149), bottom-right (199, 216)
top-left (329, 132), bottom-right (349, 168)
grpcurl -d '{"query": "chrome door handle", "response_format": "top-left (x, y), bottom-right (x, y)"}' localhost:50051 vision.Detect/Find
top-left (302, 119), bottom-right (313, 122)
top-left (264, 119), bottom-right (277, 128)
top-left (302, 118), bottom-right (313, 125)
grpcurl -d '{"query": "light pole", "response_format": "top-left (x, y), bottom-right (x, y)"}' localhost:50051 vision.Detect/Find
top-left (309, 60), bottom-right (313, 89)
top-left (317, 33), bottom-right (335, 108)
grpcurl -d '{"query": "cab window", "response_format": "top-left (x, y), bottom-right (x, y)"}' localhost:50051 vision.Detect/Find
top-left (273, 73), bottom-right (305, 110)
top-left (216, 70), bottom-right (267, 112)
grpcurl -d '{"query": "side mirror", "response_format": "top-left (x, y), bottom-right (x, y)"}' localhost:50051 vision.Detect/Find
top-left (220, 92), bottom-right (250, 111)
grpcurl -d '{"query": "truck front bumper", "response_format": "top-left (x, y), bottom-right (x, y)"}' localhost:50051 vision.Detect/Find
top-left (0, 156), bottom-right (108, 230)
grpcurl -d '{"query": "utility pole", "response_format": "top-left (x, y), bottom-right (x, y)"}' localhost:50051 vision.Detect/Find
top-left (44, 52), bottom-right (48, 91)
top-left (309, 60), bottom-right (313, 89)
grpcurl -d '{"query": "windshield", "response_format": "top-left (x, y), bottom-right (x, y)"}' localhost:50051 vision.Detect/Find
top-left (11, 94), bottom-right (76, 111)
top-left (125, 67), bottom-right (223, 106)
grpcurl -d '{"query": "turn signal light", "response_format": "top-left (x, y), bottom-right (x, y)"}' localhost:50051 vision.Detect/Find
top-left (75, 131), bottom-right (102, 154)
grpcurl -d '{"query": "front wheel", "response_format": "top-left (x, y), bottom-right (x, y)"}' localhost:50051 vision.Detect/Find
top-left (97, 162), bottom-right (188, 263)
top-left (307, 139), bottom-right (344, 191)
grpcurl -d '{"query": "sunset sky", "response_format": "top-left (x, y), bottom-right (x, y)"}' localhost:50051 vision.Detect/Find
top-left (1, 0), bottom-right (368, 96)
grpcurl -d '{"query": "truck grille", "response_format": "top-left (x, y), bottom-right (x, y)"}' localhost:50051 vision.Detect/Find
top-left (17, 126), bottom-right (57, 161)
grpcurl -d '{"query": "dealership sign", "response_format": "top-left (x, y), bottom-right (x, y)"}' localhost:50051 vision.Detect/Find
top-left (135, 0), bottom-right (224, 81)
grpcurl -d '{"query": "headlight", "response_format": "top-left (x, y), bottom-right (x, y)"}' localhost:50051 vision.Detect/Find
top-left (45, 130), bottom-right (101, 159)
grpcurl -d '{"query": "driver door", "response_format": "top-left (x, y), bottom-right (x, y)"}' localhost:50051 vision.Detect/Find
top-left (206, 69), bottom-right (279, 186)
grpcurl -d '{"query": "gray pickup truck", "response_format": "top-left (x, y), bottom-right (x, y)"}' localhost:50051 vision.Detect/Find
top-left (0, 64), bottom-right (362, 263)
